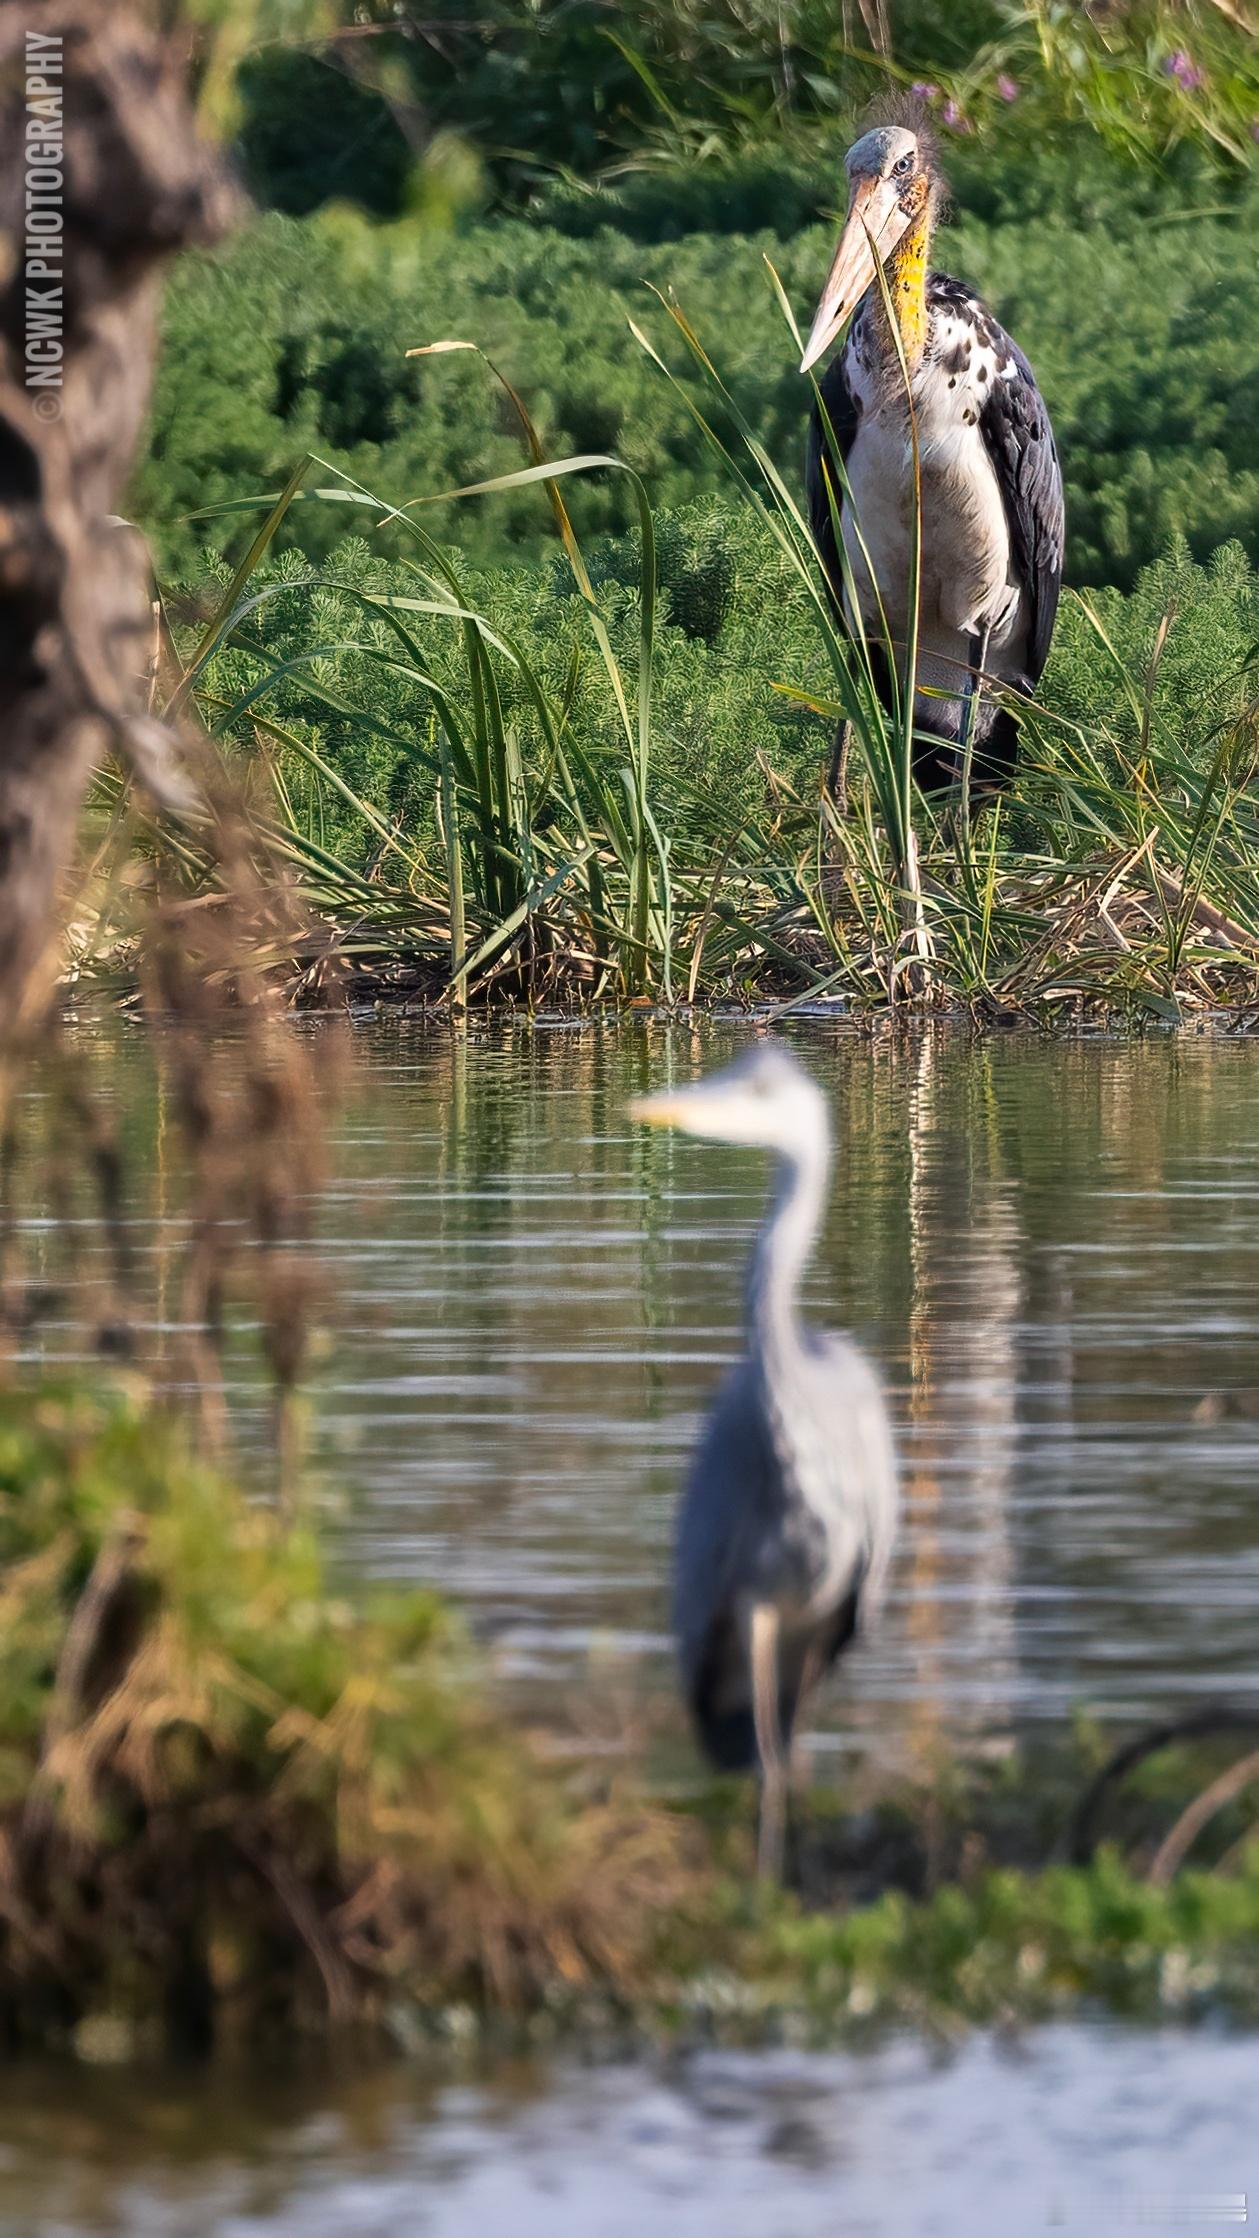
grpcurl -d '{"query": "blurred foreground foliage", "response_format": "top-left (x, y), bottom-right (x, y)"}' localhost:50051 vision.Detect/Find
top-left (0, 1384), bottom-right (684, 2051)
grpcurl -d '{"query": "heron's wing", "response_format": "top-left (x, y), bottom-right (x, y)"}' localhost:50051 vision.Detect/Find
top-left (673, 1346), bottom-right (897, 1772)
top-left (672, 1364), bottom-right (773, 1686)
top-left (807, 1332), bottom-right (899, 1623)
top-left (976, 327), bottom-right (1065, 686)
top-left (805, 352), bottom-right (859, 611)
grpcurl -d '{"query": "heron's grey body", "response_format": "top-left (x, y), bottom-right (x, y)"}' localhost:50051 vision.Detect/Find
top-left (675, 1326), bottom-right (895, 1774)
top-left (634, 1044), bottom-right (897, 1874)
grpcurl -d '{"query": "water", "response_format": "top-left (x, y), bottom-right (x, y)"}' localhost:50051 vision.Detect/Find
top-left (0, 2024), bottom-right (1254, 2235)
top-left (12, 1015), bottom-right (1259, 2226)
top-left (23, 1016), bottom-right (1259, 1762)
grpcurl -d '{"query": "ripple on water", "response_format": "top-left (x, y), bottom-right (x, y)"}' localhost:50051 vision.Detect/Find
top-left (16, 1019), bottom-right (1259, 1758)
top-left (0, 2024), bottom-right (1255, 2236)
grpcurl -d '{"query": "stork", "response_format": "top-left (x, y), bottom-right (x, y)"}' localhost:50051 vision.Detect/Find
top-left (802, 114), bottom-right (1065, 795)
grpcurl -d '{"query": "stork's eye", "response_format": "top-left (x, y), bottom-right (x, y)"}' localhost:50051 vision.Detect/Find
top-left (893, 153), bottom-right (914, 178)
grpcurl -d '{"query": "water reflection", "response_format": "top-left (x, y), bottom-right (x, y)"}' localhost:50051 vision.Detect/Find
top-left (0, 2024), bottom-right (1253, 2237)
top-left (14, 1018), bottom-right (1259, 1760)
top-left (902, 1035), bottom-right (1021, 1768)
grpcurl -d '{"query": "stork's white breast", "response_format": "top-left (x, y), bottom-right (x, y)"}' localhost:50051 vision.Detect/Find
top-left (839, 312), bottom-right (1022, 657)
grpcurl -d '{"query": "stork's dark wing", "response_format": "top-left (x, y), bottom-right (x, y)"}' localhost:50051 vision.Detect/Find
top-left (978, 334), bottom-right (1065, 686)
top-left (805, 351), bottom-right (859, 609)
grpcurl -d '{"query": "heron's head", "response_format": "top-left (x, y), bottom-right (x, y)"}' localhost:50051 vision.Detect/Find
top-left (800, 119), bottom-right (940, 373)
top-left (631, 1044), bottom-right (830, 1163)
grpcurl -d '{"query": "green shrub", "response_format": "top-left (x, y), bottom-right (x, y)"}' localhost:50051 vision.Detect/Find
top-left (136, 145), bottom-right (1259, 593)
top-left (1049, 537), bottom-right (1259, 764)
top-left (176, 502), bottom-right (827, 872)
top-left (180, 494), bottom-right (1259, 889)
top-left (223, 1), bottom-right (1257, 217)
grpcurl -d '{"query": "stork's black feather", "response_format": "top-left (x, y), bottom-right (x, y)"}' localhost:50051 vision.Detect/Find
top-left (923, 273), bottom-right (1064, 686)
top-left (805, 353), bottom-right (859, 612)
top-left (806, 356), bottom-right (898, 763)
top-left (803, 268), bottom-right (1064, 790)
top-left (977, 331), bottom-right (1065, 687)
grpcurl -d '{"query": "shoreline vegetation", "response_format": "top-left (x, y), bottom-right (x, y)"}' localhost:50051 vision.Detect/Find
top-left (111, 243), bottom-right (1259, 1026)
top-left (87, 37), bottom-right (1256, 1032)
top-left (100, 433), bottom-right (1259, 1030)
top-left (5, 1381), bottom-right (1259, 2063)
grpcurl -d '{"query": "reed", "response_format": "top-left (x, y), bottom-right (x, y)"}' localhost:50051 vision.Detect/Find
top-left (100, 283), bottom-right (1259, 1023)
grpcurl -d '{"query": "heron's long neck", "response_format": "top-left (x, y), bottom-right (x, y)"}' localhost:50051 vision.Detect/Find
top-left (745, 1135), bottom-right (830, 1374)
top-left (875, 202), bottom-right (931, 375)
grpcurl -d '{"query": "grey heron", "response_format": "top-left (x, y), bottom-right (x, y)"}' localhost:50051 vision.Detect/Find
top-left (633, 1043), bottom-right (898, 1880)
top-left (802, 110), bottom-right (1065, 794)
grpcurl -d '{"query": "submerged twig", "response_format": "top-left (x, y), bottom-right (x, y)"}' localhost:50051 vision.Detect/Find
top-left (1065, 1708), bottom-right (1259, 1866)
top-left (1148, 1748), bottom-right (1259, 1886)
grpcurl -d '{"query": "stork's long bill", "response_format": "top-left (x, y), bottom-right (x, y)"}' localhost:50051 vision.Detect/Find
top-left (800, 132), bottom-right (933, 375)
top-left (801, 180), bottom-right (902, 371)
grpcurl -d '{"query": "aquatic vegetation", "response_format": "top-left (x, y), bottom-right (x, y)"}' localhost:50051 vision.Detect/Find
top-left (726, 1849), bottom-right (1259, 2036)
top-left (136, 423), bottom-right (1259, 1020)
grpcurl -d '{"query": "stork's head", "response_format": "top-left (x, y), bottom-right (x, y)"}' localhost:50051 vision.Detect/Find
top-left (631, 1044), bottom-right (830, 1165)
top-left (800, 120), bottom-right (939, 373)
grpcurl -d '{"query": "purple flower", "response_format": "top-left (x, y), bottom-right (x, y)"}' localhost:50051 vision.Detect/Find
top-left (910, 81), bottom-right (940, 102)
top-left (941, 97), bottom-right (973, 133)
top-left (1163, 48), bottom-right (1205, 91)
top-left (996, 72), bottom-right (1020, 103)
top-left (1250, 116), bottom-right (1259, 143)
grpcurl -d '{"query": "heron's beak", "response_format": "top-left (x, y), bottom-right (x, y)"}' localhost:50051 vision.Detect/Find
top-left (800, 175), bottom-right (910, 373)
top-left (630, 1088), bottom-right (693, 1131)
top-left (631, 1080), bottom-right (736, 1138)
top-left (631, 1078), bottom-right (760, 1146)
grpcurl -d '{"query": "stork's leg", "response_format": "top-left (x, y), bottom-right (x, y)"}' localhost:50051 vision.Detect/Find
top-left (748, 1602), bottom-right (787, 1882)
top-left (824, 719), bottom-right (851, 814)
top-left (955, 625), bottom-right (992, 832)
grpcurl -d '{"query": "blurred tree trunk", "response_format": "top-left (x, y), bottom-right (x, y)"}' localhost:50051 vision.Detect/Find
top-left (0, 1), bottom-right (228, 1041)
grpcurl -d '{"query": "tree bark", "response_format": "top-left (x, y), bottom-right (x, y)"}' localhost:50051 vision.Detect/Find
top-left (0, 2), bottom-right (229, 1037)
